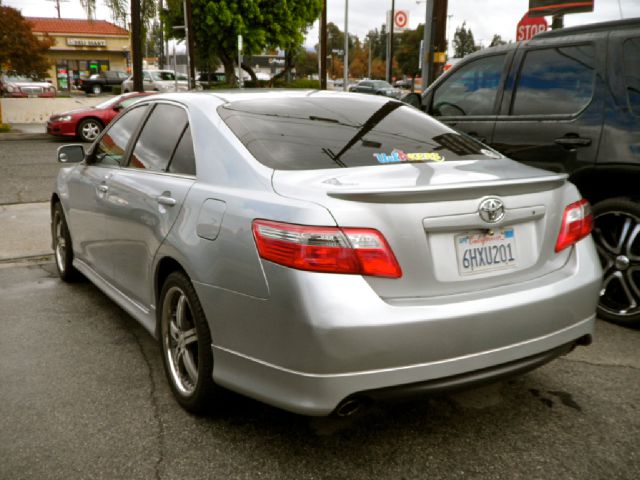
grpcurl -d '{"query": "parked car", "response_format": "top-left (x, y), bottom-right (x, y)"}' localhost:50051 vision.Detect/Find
top-left (47, 91), bottom-right (154, 142)
top-left (404, 18), bottom-right (640, 326)
top-left (350, 79), bottom-right (403, 99)
top-left (79, 70), bottom-right (129, 95)
top-left (51, 90), bottom-right (601, 416)
top-left (0, 73), bottom-right (56, 97)
top-left (122, 70), bottom-right (202, 93)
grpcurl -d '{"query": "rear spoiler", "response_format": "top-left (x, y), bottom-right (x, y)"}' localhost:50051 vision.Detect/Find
top-left (326, 173), bottom-right (568, 202)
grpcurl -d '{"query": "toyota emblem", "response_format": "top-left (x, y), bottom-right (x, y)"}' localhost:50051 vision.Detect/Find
top-left (478, 197), bottom-right (505, 224)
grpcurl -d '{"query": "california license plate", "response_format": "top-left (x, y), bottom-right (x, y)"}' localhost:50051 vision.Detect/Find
top-left (455, 228), bottom-right (517, 275)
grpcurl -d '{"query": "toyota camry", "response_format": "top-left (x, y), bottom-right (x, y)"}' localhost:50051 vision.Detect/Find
top-left (51, 90), bottom-right (602, 416)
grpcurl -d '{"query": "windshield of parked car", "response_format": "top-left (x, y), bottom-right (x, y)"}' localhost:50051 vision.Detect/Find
top-left (218, 95), bottom-right (501, 170)
top-left (150, 71), bottom-right (176, 81)
top-left (373, 81), bottom-right (393, 89)
top-left (95, 95), bottom-right (124, 109)
top-left (3, 74), bottom-right (34, 82)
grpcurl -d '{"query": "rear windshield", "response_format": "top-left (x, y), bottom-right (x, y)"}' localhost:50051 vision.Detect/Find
top-left (217, 95), bottom-right (500, 170)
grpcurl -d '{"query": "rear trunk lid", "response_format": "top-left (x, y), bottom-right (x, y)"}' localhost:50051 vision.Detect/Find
top-left (272, 159), bottom-right (574, 300)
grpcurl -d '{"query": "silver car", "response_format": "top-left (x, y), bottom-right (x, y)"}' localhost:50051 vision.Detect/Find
top-left (121, 69), bottom-right (202, 93)
top-left (51, 91), bottom-right (602, 416)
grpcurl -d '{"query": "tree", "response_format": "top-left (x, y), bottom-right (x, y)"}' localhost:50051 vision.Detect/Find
top-left (294, 48), bottom-right (317, 78)
top-left (453, 22), bottom-right (477, 58)
top-left (0, 6), bottom-right (54, 77)
top-left (395, 24), bottom-right (424, 78)
top-left (164, 0), bottom-right (322, 85)
top-left (489, 34), bottom-right (507, 47)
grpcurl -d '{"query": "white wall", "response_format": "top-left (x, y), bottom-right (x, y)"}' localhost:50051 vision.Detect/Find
top-left (0, 97), bottom-right (104, 124)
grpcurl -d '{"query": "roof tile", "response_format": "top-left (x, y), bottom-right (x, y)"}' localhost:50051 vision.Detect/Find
top-left (27, 17), bottom-right (129, 36)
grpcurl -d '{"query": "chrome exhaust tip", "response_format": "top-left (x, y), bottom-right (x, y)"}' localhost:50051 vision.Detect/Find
top-left (334, 397), bottom-right (363, 417)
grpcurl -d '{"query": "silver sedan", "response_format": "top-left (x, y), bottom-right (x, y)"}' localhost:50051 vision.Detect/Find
top-left (51, 91), bottom-right (602, 416)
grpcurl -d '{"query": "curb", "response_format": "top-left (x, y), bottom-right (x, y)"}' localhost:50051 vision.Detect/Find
top-left (0, 133), bottom-right (51, 141)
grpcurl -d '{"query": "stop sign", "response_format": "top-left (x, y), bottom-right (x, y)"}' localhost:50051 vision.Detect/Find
top-left (516, 12), bottom-right (548, 41)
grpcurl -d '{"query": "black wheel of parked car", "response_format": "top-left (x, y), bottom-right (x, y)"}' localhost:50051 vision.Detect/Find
top-left (592, 198), bottom-right (640, 327)
top-left (77, 118), bottom-right (103, 142)
top-left (160, 271), bottom-right (217, 413)
top-left (52, 202), bottom-right (80, 282)
top-left (92, 84), bottom-right (102, 95)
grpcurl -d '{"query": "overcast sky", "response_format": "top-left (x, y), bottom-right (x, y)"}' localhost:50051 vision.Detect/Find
top-left (6, 0), bottom-right (640, 54)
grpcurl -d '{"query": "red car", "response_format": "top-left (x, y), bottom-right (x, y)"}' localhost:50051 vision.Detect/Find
top-left (47, 92), bottom-right (155, 142)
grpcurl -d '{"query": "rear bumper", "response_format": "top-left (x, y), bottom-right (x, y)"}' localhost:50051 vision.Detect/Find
top-left (197, 238), bottom-right (602, 416)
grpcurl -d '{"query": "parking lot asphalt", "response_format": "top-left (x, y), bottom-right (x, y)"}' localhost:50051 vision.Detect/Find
top-left (0, 263), bottom-right (639, 480)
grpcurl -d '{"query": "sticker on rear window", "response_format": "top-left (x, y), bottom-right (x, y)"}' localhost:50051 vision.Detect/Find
top-left (373, 150), bottom-right (444, 164)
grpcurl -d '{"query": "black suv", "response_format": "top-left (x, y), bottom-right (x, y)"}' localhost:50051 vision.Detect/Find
top-left (406, 19), bottom-right (640, 326)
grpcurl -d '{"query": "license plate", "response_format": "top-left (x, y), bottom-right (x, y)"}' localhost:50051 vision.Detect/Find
top-left (455, 228), bottom-right (517, 275)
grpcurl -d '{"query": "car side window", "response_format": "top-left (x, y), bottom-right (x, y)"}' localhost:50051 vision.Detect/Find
top-left (168, 126), bottom-right (196, 176)
top-left (128, 104), bottom-right (188, 172)
top-left (623, 37), bottom-right (640, 116)
top-left (143, 72), bottom-right (151, 82)
top-left (92, 106), bottom-right (147, 167)
top-left (511, 45), bottom-right (595, 116)
top-left (432, 54), bottom-right (506, 117)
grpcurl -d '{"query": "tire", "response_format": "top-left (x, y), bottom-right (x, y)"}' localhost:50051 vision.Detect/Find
top-left (159, 271), bottom-right (217, 413)
top-left (51, 202), bottom-right (80, 282)
top-left (77, 118), bottom-right (103, 143)
top-left (592, 197), bottom-right (640, 327)
top-left (92, 84), bottom-right (102, 95)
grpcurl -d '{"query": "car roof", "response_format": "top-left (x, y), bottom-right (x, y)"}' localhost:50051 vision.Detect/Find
top-left (454, 17), bottom-right (640, 64)
top-left (136, 89), bottom-right (403, 109)
top-left (536, 17), bottom-right (640, 39)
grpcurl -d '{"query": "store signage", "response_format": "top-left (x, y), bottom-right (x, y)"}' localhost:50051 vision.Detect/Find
top-left (394, 10), bottom-right (409, 30)
top-left (528, 0), bottom-right (594, 17)
top-left (67, 38), bottom-right (107, 47)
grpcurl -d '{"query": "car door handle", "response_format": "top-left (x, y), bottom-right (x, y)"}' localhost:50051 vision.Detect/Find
top-left (554, 136), bottom-right (592, 147)
top-left (157, 195), bottom-right (176, 206)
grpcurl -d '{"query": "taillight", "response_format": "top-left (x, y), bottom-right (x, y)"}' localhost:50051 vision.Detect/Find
top-left (252, 220), bottom-right (402, 278)
top-left (555, 199), bottom-right (593, 252)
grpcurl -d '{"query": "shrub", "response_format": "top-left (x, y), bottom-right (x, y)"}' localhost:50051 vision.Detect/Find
top-left (0, 123), bottom-right (12, 133)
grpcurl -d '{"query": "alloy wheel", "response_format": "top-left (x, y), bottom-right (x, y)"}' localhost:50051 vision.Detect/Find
top-left (593, 209), bottom-right (640, 318)
top-left (53, 211), bottom-right (66, 274)
top-left (162, 286), bottom-right (200, 396)
top-left (80, 121), bottom-right (101, 142)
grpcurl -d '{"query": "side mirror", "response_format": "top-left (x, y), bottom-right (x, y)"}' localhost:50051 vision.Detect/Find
top-left (57, 144), bottom-right (85, 163)
top-left (402, 92), bottom-right (422, 109)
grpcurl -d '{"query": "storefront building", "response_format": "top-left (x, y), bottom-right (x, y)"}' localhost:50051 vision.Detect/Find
top-left (28, 17), bottom-right (130, 91)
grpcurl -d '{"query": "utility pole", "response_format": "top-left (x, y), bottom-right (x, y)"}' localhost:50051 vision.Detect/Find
top-left (185, 0), bottom-right (196, 88)
top-left (131, 0), bottom-right (143, 92)
top-left (421, 0), bottom-right (434, 88)
top-left (388, 0), bottom-right (395, 83)
top-left (368, 40), bottom-right (372, 79)
top-left (159, 0), bottom-right (165, 69)
top-left (47, 0), bottom-right (69, 19)
top-left (320, 1), bottom-right (327, 90)
top-left (343, 0), bottom-right (349, 91)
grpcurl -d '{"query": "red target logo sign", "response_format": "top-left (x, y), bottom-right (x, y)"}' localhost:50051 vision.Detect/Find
top-left (394, 10), bottom-right (409, 30)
